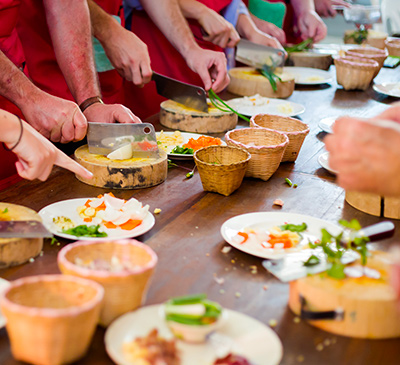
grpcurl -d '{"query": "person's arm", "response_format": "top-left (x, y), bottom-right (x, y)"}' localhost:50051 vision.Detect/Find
top-left (0, 51), bottom-right (87, 143)
top-left (1, 110), bottom-right (92, 181)
top-left (43, 0), bottom-right (141, 124)
top-left (140, 0), bottom-right (229, 92)
top-left (178, 0), bottom-right (240, 48)
top-left (314, 0), bottom-right (350, 18)
top-left (87, 0), bottom-right (152, 87)
top-left (291, 0), bottom-right (327, 42)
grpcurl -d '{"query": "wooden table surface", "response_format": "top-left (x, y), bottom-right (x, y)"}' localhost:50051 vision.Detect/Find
top-left (1, 66), bottom-right (400, 365)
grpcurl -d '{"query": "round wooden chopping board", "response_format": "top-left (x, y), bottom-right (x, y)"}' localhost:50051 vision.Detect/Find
top-left (0, 202), bottom-right (43, 268)
top-left (289, 251), bottom-right (400, 339)
top-left (288, 52), bottom-right (332, 70)
top-left (227, 67), bottom-right (295, 98)
top-left (74, 145), bottom-right (168, 189)
top-left (159, 99), bottom-right (237, 134)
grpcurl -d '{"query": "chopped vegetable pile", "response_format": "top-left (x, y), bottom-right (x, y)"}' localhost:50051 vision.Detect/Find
top-left (183, 136), bottom-right (222, 152)
top-left (62, 224), bottom-right (107, 237)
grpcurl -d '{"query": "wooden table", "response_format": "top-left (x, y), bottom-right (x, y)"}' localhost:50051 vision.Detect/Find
top-left (1, 66), bottom-right (400, 365)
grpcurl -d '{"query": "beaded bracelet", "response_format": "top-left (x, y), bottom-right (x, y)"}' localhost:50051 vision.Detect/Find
top-left (79, 96), bottom-right (104, 112)
top-left (3, 115), bottom-right (23, 151)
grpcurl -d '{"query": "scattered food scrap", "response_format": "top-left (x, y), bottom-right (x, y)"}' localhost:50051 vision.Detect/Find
top-left (235, 292), bottom-right (241, 298)
top-left (221, 246), bottom-right (232, 254)
top-left (273, 199), bottom-right (284, 207)
top-left (154, 208), bottom-right (162, 214)
top-left (268, 319), bottom-right (277, 328)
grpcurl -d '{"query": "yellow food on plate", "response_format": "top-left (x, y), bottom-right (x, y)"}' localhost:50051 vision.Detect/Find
top-left (53, 216), bottom-right (76, 230)
top-left (277, 103), bottom-right (294, 115)
top-left (157, 131), bottom-right (184, 152)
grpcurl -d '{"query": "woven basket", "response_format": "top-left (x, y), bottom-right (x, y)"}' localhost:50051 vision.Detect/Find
top-left (0, 275), bottom-right (103, 365)
top-left (58, 239), bottom-right (158, 327)
top-left (250, 114), bottom-right (309, 162)
top-left (225, 128), bottom-right (288, 181)
top-left (345, 47), bottom-right (388, 77)
top-left (385, 38), bottom-right (400, 57)
top-left (194, 145), bottom-right (250, 196)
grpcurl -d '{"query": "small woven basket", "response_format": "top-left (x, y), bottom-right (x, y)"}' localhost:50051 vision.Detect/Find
top-left (194, 145), bottom-right (251, 196)
top-left (58, 239), bottom-right (158, 327)
top-left (385, 38), bottom-right (400, 57)
top-left (0, 275), bottom-right (103, 365)
top-left (250, 114), bottom-right (309, 162)
top-left (225, 128), bottom-right (288, 181)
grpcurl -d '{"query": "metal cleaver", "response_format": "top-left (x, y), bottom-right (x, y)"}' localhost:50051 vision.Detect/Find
top-left (236, 39), bottom-right (286, 70)
top-left (87, 122), bottom-right (160, 158)
top-left (0, 220), bottom-right (52, 238)
top-left (152, 72), bottom-right (208, 113)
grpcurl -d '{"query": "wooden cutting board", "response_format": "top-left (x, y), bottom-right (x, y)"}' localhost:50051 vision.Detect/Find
top-left (227, 67), bottom-right (295, 98)
top-left (289, 251), bottom-right (400, 339)
top-left (288, 52), bottom-right (332, 70)
top-left (0, 202), bottom-right (43, 268)
top-left (74, 145), bottom-right (167, 189)
top-left (160, 99), bottom-right (237, 134)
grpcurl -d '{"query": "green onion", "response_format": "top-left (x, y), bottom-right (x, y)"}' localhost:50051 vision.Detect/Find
top-left (285, 178), bottom-right (293, 187)
top-left (208, 89), bottom-right (250, 122)
top-left (62, 224), bottom-right (107, 237)
top-left (1, 208), bottom-right (8, 214)
top-left (280, 222), bottom-right (308, 232)
top-left (303, 254), bottom-right (320, 267)
top-left (168, 293), bottom-right (207, 305)
top-left (344, 30), bottom-right (368, 45)
top-left (284, 37), bottom-right (314, 53)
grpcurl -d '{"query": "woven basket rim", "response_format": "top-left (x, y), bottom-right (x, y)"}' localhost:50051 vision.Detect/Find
top-left (225, 128), bottom-right (289, 151)
top-left (58, 239), bottom-right (158, 278)
top-left (194, 145), bottom-right (251, 167)
top-left (1, 274), bottom-right (104, 317)
top-left (346, 47), bottom-right (388, 58)
top-left (250, 114), bottom-right (310, 136)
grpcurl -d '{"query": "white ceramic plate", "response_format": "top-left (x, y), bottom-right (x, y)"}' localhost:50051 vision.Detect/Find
top-left (318, 116), bottom-right (336, 133)
top-left (0, 278), bottom-right (11, 328)
top-left (284, 67), bottom-right (333, 85)
top-left (373, 83), bottom-right (400, 98)
top-left (312, 43), bottom-right (364, 57)
top-left (105, 304), bottom-right (283, 365)
top-left (39, 198), bottom-right (155, 241)
top-left (226, 97), bottom-right (305, 117)
top-left (220, 212), bottom-right (341, 259)
top-left (156, 132), bottom-right (225, 160)
top-left (318, 152), bottom-right (337, 175)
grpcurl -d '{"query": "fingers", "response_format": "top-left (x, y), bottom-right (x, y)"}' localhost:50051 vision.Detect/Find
top-left (196, 63), bottom-right (213, 91)
top-left (113, 105), bottom-right (142, 124)
top-left (210, 60), bottom-right (229, 93)
top-left (55, 150), bottom-right (93, 179)
top-left (72, 108), bottom-right (88, 142)
top-left (15, 157), bottom-right (52, 182)
top-left (140, 60), bottom-right (153, 85)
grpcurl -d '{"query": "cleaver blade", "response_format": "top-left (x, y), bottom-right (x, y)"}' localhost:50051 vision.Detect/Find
top-left (0, 220), bottom-right (52, 238)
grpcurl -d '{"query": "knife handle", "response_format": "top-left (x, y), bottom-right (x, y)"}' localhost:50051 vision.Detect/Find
top-left (360, 221), bottom-right (395, 242)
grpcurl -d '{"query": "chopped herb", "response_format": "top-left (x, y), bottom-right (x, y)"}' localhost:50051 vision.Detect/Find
top-left (1, 208), bottom-right (8, 214)
top-left (303, 254), bottom-right (320, 267)
top-left (285, 178), bottom-right (293, 187)
top-left (171, 146), bottom-right (194, 155)
top-left (293, 184), bottom-right (298, 188)
top-left (185, 165), bottom-right (197, 179)
top-left (344, 29), bottom-right (368, 45)
top-left (285, 37), bottom-right (314, 53)
top-left (50, 237), bottom-right (59, 245)
top-left (339, 219), bottom-right (361, 231)
top-left (208, 89), bottom-right (251, 122)
top-left (62, 224), bottom-right (107, 237)
top-left (259, 65), bottom-right (282, 92)
top-left (280, 222), bottom-right (308, 232)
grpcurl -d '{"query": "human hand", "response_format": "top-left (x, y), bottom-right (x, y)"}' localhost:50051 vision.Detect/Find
top-left (314, 0), bottom-right (350, 18)
top-left (185, 48), bottom-right (229, 92)
top-left (325, 116), bottom-right (400, 196)
top-left (21, 92), bottom-right (87, 144)
top-left (83, 103), bottom-right (142, 124)
top-left (297, 10), bottom-right (327, 43)
top-left (247, 30), bottom-right (286, 57)
top-left (198, 7), bottom-right (240, 48)
top-left (250, 14), bottom-right (286, 45)
top-left (5, 119), bottom-right (92, 181)
top-left (102, 26), bottom-right (152, 87)
top-left (375, 103), bottom-right (400, 124)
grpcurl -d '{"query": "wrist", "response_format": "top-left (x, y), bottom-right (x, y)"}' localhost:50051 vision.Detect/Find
top-left (3, 115), bottom-right (23, 147)
top-left (79, 96), bottom-right (104, 113)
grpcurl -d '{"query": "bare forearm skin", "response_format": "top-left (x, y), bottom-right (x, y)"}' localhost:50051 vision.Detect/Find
top-left (44, 0), bottom-right (100, 104)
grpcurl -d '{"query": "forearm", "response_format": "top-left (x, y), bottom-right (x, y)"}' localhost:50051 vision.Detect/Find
top-left (236, 13), bottom-right (259, 39)
top-left (178, 0), bottom-right (209, 20)
top-left (141, 0), bottom-right (200, 58)
top-left (44, 0), bottom-right (100, 104)
top-left (0, 109), bottom-right (22, 145)
top-left (291, 0), bottom-right (316, 15)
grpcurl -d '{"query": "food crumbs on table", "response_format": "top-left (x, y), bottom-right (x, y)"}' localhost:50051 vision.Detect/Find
top-left (235, 292), bottom-right (241, 298)
top-left (331, 337), bottom-right (337, 344)
top-left (297, 355), bottom-right (305, 363)
top-left (190, 233), bottom-right (194, 236)
top-left (213, 274), bottom-right (225, 285)
top-left (154, 208), bottom-right (162, 214)
top-left (273, 199), bottom-right (284, 207)
top-left (293, 184), bottom-right (298, 188)
top-left (231, 259), bottom-right (235, 264)
top-left (263, 285), bottom-right (268, 290)
top-left (225, 267), bottom-right (229, 271)
top-left (268, 319), bottom-right (277, 327)
top-left (29, 258), bottom-right (35, 263)
top-left (195, 226), bottom-right (199, 229)
top-left (293, 317), bottom-right (301, 324)
top-left (219, 289), bottom-right (225, 294)
top-left (40, 251), bottom-right (44, 257)
top-left (324, 339), bottom-right (331, 346)
top-left (206, 253), bottom-right (210, 257)
top-left (233, 267), bottom-right (237, 270)
top-left (57, 242), bottom-right (60, 246)
top-left (316, 343), bottom-right (324, 351)
top-left (221, 246), bottom-right (232, 254)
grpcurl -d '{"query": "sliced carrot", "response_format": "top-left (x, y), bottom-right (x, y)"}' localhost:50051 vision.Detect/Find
top-left (120, 219), bottom-right (142, 230)
top-left (96, 202), bottom-right (106, 211)
top-left (104, 221), bottom-right (117, 229)
top-left (84, 199), bottom-right (92, 208)
top-left (97, 194), bottom-right (104, 199)
top-left (108, 192), bottom-right (115, 198)
top-left (237, 231), bottom-right (249, 243)
top-left (83, 217), bottom-right (92, 223)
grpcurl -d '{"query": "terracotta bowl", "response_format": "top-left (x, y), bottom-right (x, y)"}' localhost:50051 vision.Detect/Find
top-left (58, 239), bottom-right (158, 326)
top-left (0, 274), bottom-right (103, 365)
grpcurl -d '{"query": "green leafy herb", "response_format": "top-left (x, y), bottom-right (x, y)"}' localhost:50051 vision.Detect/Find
top-left (186, 166), bottom-right (196, 179)
top-left (344, 29), bottom-right (368, 45)
top-left (327, 261), bottom-right (346, 279)
top-left (50, 237), bottom-right (59, 245)
top-left (208, 89), bottom-right (251, 122)
top-left (169, 293), bottom-right (207, 305)
top-left (303, 254), bottom-right (320, 267)
top-left (259, 65), bottom-right (282, 92)
top-left (280, 222), bottom-right (308, 232)
top-left (62, 224), bottom-right (107, 237)
top-left (339, 219), bottom-right (361, 231)
top-left (1, 208), bottom-right (8, 214)
top-left (171, 146), bottom-right (194, 155)
top-left (284, 37), bottom-right (314, 53)
top-left (285, 178), bottom-right (293, 187)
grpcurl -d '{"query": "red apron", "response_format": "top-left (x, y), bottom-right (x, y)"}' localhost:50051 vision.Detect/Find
top-left (16, 0), bottom-right (125, 104)
top-left (0, 0), bottom-right (24, 190)
top-left (124, 0), bottom-right (231, 120)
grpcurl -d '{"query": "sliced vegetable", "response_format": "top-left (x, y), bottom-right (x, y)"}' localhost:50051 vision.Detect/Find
top-left (183, 136), bottom-right (222, 152)
top-left (279, 222), bottom-right (307, 232)
top-left (171, 146), bottom-right (194, 155)
top-left (284, 37), bottom-right (314, 53)
top-left (285, 178), bottom-right (293, 187)
top-left (209, 89), bottom-right (251, 122)
top-left (62, 224), bottom-right (107, 237)
top-left (303, 254), bottom-right (320, 267)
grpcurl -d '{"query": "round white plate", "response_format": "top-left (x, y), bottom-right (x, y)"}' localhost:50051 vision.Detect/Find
top-left (318, 152), bottom-right (337, 175)
top-left (105, 304), bottom-right (283, 365)
top-left (220, 212), bottom-right (341, 259)
top-left (156, 132), bottom-right (225, 160)
top-left (226, 97), bottom-right (305, 117)
top-left (38, 198), bottom-right (155, 241)
top-left (318, 116), bottom-right (337, 134)
top-left (373, 83), bottom-right (400, 98)
top-left (0, 278), bottom-right (11, 328)
top-left (284, 67), bottom-right (333, 85)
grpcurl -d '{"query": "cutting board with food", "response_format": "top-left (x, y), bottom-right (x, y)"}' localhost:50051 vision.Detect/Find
top-left (159, 99), bottom-right (237, 134)
top-left (74, 145), bottom-right (167, 189)
top-left (227, 67), bottom-right (295, 98)
top-left (0, 203), bottom-right (44, 268)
